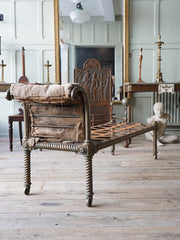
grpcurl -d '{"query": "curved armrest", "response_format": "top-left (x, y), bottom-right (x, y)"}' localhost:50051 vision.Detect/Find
top-left (71, 85), bottom-right (91, 142)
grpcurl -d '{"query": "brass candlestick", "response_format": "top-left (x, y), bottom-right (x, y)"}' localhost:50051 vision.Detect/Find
top-left (0, 60), bottom-right (7, 83)
top-left (44, 60), bottom-right (52, 83)
top-left (156, 35), bottom-right (164, 83)
top-left (137, 48), bottom-right (145, 83)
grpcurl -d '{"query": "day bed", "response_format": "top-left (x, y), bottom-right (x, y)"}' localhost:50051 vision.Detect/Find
top-left (6, 83), bottom-right (158, 207)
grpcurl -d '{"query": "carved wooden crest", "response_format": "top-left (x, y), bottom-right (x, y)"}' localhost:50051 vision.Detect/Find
top-left (74, 58), bottom-right (112, 104)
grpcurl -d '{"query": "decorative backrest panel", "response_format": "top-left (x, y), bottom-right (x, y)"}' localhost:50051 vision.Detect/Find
top-left (74, 58), bottom-right (112, 125)
top-left (74, 58), bottom-right (112, 104)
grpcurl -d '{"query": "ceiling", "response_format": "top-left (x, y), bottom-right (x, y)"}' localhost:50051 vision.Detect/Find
top-left (59, 0), bottom-right (123, 22)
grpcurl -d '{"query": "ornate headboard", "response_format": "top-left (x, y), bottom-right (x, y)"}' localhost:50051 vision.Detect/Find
top-left (74, 58), bottom-right (112, 104)
top-left (74, 58), bottom-right (112, 125)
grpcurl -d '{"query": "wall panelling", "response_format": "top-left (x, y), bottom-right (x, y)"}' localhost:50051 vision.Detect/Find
top-left (129, 0), bottom-right (180, 132)
top-left (0, 0), bottom-right (54, 137)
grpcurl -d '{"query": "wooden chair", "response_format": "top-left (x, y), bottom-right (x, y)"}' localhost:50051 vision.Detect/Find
top-left (8, 108), bottom-right (24, 151)
top-left (74, 58), bottom-right (125, 153)
top-left (7, 46), bottom-right (27, 151)
top-left (74, 58), bottom-right (119, 126)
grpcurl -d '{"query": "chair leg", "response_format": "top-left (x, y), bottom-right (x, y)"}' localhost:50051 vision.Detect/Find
top-left (85, 154), bottom-right (94, 207)
top-left (24, 149), bottom-right (31, 195)
top-left (19, 121), bottom-right (23, 145)
top-left (8, 118), bottom-right (13, 151)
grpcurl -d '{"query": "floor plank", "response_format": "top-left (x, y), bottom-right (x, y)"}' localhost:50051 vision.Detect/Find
top-left (0, 137), bottom-right (180, 239)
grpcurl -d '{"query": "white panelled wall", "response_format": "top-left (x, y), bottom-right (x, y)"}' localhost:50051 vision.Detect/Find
top-left (129, 0), bottom-right (180, 133)
top-left (0, 0), bottom-right (179, 137)
top-left (0, 0), bottom-right (54, 137)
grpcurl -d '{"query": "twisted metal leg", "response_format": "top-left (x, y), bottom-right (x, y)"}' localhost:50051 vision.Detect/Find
top-left (85, 154), bottom-right (93, 207)
top-left (111, 145), bottom-right (115, 155)
top-left (24, 149), bottom-right (31, 195)
top-left (123, 140), bottom-right (129, 148)
top-left (153, 128), bottom-right (158, 159)
top-left (111, 121), bottom-right (115, 155)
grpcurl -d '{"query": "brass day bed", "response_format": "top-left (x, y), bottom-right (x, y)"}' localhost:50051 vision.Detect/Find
top-left (7, 83), bottom-right (158, 207)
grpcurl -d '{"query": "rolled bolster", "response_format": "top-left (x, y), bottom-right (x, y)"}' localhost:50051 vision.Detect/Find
top-left (9, 83), bottom-right (81, 100)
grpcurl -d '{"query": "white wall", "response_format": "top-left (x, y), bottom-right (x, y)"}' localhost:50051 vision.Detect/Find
top-left (0, 0), bottom-right (54, 137)
top-left (1, 0), bottom-right (179, 137)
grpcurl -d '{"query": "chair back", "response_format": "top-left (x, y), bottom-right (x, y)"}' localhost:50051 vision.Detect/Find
top-left (74, 58), bottom-right (112, 125)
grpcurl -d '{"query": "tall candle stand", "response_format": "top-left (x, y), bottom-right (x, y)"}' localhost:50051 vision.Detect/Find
top-left (0, 60), bottom-right (6, 83)
top-left (156, 35), bottom-right (164, 83)
top-left (137, 48), bottom-right (145, 83)
top-left (44, 60), bottom-right (52, 83)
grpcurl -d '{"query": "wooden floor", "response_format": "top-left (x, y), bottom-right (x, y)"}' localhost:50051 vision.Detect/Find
top-left (0, 136), bottom-right (180, 240)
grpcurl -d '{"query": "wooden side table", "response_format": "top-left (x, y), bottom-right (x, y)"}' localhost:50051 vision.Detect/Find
top-left (8, 108), bottom-right (24, 151)
top-left (124, 83), bottom-right (180, 122)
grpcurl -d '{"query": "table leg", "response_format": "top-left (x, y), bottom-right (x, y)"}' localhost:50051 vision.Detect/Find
top-left (8, 118), bottom-right (13, 151)
top-left (19, 121), bottom-right (23, 145)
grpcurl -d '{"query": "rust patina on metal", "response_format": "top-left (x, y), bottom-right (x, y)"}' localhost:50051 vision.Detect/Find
top-left (6, 83), bottom-right (158, 207)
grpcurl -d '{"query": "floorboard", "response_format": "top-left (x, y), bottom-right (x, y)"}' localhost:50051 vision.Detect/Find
top-left (0, 137), bottom-right (180, 239)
